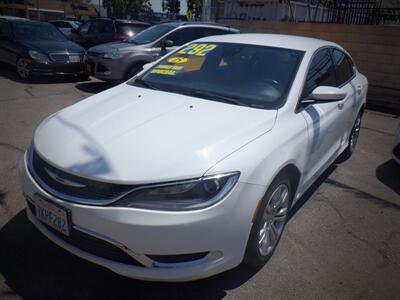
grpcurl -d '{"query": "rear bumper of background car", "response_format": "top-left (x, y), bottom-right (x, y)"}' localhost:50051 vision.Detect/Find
top-left (19, 152), bottom-right (265, 281)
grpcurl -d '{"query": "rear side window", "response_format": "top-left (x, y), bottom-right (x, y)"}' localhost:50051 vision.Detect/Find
top-left (197, 27), bottom-right (231, 38)
top-left (165, 27), bottom-right (198, 46)
top-left (117, 23), bottom-right (149, 37)
top-left (89, 21), bottom-right (114, 34)
top-left (302, 48), bottom-right (336, 98)
top-left (332, 49), bottom-right (354, 86)
top-left (60, 22), bottom-right (72, 28)
top-left (78, 21), bottom-right (91, 34)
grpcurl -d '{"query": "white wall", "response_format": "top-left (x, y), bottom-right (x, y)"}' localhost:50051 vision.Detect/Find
top-left (90, 0), bottom-right (188, 15)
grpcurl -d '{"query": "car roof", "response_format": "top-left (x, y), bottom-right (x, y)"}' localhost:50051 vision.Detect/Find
top-left (89, 18), bottom-right (150, 25)
top-left (198, 33), bottom-right (340, 52)
top-left (0, 16), bottom-right (29, 21)
top-left (160, 21), bottom-right (236, 30)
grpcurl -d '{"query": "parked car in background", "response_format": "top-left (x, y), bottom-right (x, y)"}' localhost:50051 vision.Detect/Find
top-left (393, 126), bottom-right (400, 165)
top-left (0, 18), bottom-right (86, 80)
top-left (49, 20), bottom-right (81, 38)
top-left (71, 18), bottom-right (150, 48)
top-left (85, 22), bottom-right (239, 82)
top-left (20, 34), bottom-right (368, 281)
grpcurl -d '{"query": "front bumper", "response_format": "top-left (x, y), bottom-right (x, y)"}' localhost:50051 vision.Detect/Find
top-left (85, 55), bottom-right (127, 81)
top-left (30, 61), bottom-right (85, 76)
top-left (19, 153), bottom-right (264, 281)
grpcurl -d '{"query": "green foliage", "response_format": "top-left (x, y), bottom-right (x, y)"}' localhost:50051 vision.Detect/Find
top-left (162, 0), bottom-right (181, 14)
top-left (103, 0), bottom-right (153, 18)
top-left (186, 0), bottom-right (202, 19)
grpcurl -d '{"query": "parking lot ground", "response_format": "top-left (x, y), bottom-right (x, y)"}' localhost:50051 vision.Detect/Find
top-left (0, 63), bottom-right (399, 300)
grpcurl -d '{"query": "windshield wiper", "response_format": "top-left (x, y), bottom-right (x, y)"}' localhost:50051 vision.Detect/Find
top-left (134, 78), bottom-right (158, 90)
top-left (180, 90), bottom-right (248, 107)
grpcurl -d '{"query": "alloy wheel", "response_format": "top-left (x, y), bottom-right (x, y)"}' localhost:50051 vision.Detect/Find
top-left (258, 183), bottom-right (289, 256)
top-left (350, 115), bottom-right (361, 152)
top-left (17, 58), bottom-right (30, 79)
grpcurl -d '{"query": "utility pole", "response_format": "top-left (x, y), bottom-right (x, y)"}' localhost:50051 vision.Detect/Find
top-left (202, 0), bottom-right (211, 21)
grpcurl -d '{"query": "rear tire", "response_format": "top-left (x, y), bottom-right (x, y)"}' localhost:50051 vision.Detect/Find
top-left (243, 173), bottom-right (292, 268)
top-left (339, 112), bottom-right (362, 161)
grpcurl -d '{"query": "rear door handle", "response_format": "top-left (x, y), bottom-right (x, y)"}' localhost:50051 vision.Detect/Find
top-left (356, 85), bottom-right (362, 95)
top-left (338, 103), bottom-right (344, 110)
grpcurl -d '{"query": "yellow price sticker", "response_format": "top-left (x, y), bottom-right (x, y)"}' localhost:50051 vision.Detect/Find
top-left (167, 57), bottom-right (188, 64)
top-left (178, 43), bottom-right (218, 56)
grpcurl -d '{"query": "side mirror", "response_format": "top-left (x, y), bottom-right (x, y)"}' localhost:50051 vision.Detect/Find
top-left (160, 39), bottom-right (174, 50)
top-left (303, 86), bottom-right (347, 104)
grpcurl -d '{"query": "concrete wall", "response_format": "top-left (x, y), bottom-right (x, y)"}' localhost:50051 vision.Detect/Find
top-left (219, 20), bottom-right (400, 111)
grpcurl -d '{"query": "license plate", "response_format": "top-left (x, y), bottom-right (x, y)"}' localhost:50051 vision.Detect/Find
top-left (69, 55), bottom-right (81, 63)
top-left (34, 195), bottom-right (70, 236)
top-left (85, 63), bottom-right (93, 73)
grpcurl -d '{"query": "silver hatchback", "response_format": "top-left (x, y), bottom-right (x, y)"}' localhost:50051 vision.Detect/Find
top-left (84, 22), bottom-right (239, 82)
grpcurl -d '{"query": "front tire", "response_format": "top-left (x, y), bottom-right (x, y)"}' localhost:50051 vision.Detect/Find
top-left (124, 64), bottom-right (143, 81)
top-left (244, 173), bottom-right (292, 268)
top-left (16, 57), bottom-right (31, 80)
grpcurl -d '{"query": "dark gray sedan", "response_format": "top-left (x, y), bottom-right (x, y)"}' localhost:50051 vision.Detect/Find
top-left (84, 22), bottom-right (239, 82)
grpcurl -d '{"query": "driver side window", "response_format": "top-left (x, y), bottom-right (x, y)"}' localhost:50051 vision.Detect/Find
top-left (302, 48), bottom-right (336, 98)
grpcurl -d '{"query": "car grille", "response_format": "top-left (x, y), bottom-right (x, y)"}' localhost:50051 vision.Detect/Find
top-left (87, 51), bottom-right (102, 57)
top-left (27, 202), bottom-right (142, 266)
top-left (28, 148), bottom-right (136, 204)
top-left (50, 53), bottom-right (82, 63)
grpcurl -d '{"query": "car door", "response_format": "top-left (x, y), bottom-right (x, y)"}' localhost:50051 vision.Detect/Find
top-left (300, 48), bottom-right (347, 185)
top-left (0, 20), bottom-right (15, 65)
top-left (331, 48), bottom-right (358, 146)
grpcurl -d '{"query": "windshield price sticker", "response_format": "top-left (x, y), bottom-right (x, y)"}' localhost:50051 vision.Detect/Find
top-left (157, 65), bottom-right (185, 71)
top-left (150, 69), bottom-right (179, 76)
top-left (178, 43), bottom-right (218, 56)
top-left (167, 57), bottom-right (188, 64)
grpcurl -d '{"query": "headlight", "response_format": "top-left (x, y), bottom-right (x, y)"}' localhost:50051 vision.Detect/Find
top-left (115, 172), bottom-right (240, 211)
top-left (28, 50), bottom-right (49, 64)
top-left (103, 52), bottom-right (128, 59)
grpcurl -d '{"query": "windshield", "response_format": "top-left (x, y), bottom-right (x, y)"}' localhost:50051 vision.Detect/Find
top-left (129, 42), bottom-right (304, 109)
top-left (128, 24), bottom-right (174, 44)
top-left (13, 22), bottom-right (67, 42)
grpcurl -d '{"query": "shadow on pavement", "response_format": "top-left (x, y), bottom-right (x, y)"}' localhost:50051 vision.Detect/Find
top-left (376, 159), bottom-right (400, 195)
top-left (0, 62), bottom-right (90, 84)
top-left (0, 165), bottom-right (338, 300)
top-left (75, 81), bottom-right (117, 94)
top-left (0, 210), bottom-right (261, 300)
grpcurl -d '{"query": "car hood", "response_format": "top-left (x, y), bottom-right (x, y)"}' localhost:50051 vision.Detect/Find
top-left (34, 84), bottom-right (277, 184)
top-left (19, 40), bottom-right (85, 54)
top-left (89, 41), bottom-right (143, 53)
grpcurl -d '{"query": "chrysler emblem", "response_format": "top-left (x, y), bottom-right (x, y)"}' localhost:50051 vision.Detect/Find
top-left (44, 168), bottom-right (86, 188)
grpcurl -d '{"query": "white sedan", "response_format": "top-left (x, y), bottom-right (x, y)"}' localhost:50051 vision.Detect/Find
top-left (19, 34), bottom-right (368, 281)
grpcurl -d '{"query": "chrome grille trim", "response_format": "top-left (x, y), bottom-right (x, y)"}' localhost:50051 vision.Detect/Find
top-left (49, 52), bottom-right (82, 63)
